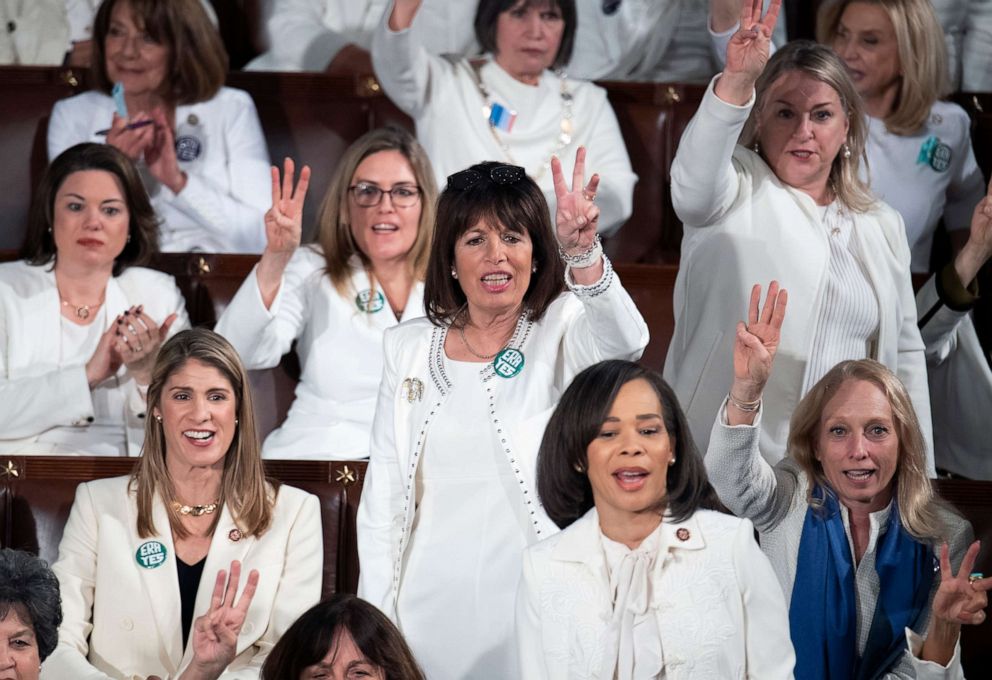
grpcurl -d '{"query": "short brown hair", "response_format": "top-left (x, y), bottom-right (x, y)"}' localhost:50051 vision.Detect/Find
top-left (817, 0), bottom-right (948, 135)
top-left (316, 126), bottom-right (438, 297)
top-left (423, 161), bottom-right (565, 326)
top-left (788, 359), bottom-right (953, 542)
top-left (135, 328), bottom-right (274, 540)
top-left (21, 142), bottom-right (159, 275)
top-left (474, 0), bottom-right (577, 70)
top-left (91, 0), bottom-right (228, 105)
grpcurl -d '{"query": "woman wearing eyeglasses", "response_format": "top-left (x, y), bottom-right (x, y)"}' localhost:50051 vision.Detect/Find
top-left (215, 127), bottom-right (438, 459)
top-left (357, 148), bottom-right (648, 679)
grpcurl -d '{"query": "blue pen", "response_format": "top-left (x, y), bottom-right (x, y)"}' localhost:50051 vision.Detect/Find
top-left (95, 119), bottom-right (155, 136)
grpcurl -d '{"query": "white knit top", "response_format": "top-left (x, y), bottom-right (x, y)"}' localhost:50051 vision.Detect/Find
top-left (802, 202), bottom-right (880, 394)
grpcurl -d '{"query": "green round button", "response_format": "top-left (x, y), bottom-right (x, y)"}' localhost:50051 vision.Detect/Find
top-left (135, 540), bottom-right (168, 569)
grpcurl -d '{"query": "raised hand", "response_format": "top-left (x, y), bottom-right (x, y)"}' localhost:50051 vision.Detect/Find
top-left (114, 306), bottom-right (178, 386)
top-left (86, 323), bottom-right (124, 388)
top-left (105, 111), bottom-right (154, 161)
top-left (725, 0), bottom-right (781, 78)
top-left (552, 146), bottom-right (600, 253)
top-left (933, 541), bottom-right (991, 627)
top-left (264, 158), bottom-right (310, 258)
top-left (732, 281), bottom-right (787, 402)
top-left (144, 108), bottom-right (187, 194)
top-left (955, 174), bottom-right (992, 285)
top-left (180, 561), bottom-right (260, 680)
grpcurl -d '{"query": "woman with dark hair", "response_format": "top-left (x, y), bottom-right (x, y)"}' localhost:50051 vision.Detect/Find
top-left (262, 594), bottom-right (425, 680)
top-left (708, 282), bottom-right (990, 678)
top-left (215, 127), bottom-right (438, 459)
top-left (517, 360), bottom-right (793, 679)
top-left (371, 0), bottom-right (636, 235)
top-left (47, 0), bottom-right (270, 253)
top-left (0, 549), bottom-right (63, 680)
top-left (357, 150), bottom-right (648, 678)
top-left (0, 142), bottom-right (188, 456)
top-left (44, 328), bottom-right (322, 678)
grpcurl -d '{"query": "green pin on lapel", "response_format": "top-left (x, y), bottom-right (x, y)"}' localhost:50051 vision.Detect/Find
top-left (135, 540), bottom-right (168, 569)
top-left (355, 289), bottom-right (385, 313)
top-left (493, 348), bottom-right (525, 378)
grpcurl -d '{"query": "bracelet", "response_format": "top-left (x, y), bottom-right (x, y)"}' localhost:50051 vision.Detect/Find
top-left (558, 234), bottom-right (603, 269)
top-left (728, 392), bottom-right (761, 412)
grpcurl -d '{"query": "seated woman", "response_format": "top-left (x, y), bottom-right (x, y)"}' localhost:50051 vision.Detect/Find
top-left (48, 0), bottom-right (270, 253)
top-left (261, 594), bottom-right (426, 680)
top-left (707, 282), bottom-right (991, 678)
top-left (664, 0), bottom-right (931, 469)
top-left (215, 127), bottom-right (437, 459)
top-left (372, 0), bottom-right (637, 235)
top-left (0, 142), bottom-right (188, 457)
top-left (0, 548), bottom-right (62, 680)
top-left (517, 360), bottom-right (794, 679)
top-left (43, 328), bottom-right (323, 679)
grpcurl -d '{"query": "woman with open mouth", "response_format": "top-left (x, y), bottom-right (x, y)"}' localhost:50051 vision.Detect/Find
top-left (707, 280), bottom-right (991, 679)
top-left (357, 147), bottom-right (648, 678)
top-left (516, 359), bottom-right (794, 679)
top-left (43, 328), bottom-right (322, 679)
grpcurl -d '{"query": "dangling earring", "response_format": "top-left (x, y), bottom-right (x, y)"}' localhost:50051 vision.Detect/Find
top-left (126, 232), bottom-right (132, 244)
top-left (451, 267), bottom-right (458, 279)
top-left (531, 263), bottom-right (537, 273)
top-left (752, 140), bottom-right (761, 154)
top-left (842, 143), bottom-right (852, 160)
top-left (572, 462), bottom-right (585, 473)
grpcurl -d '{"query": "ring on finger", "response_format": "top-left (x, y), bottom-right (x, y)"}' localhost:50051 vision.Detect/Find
top-left (135, 344), bottom-right (144, 352)
top-left (127, 323), bottom-right (136, 334)
top-left (582, 192), bottom-right (597, 202)
top-left (969, 572), bottom-right (984, 586)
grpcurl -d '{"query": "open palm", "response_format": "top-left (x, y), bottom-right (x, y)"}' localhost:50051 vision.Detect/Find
top-left (733, 282), bottom-right (787, 392)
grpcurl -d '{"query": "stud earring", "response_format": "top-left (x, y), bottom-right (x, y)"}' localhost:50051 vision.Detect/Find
top-left (126, 233), bottom-right (131, 244)
top-left (155, 414), bottom-right (162, 423)
top-left (669, 457), bottom-right (676, 466)
top-left (572, 462), bottom-right (585, 473)
top-left (532, 263), bottom-right (537, 273)
top-left (451, 267), bottom-right (458, 279)
top-left (235, 418), bottom-right (239, 425)
top-left (842, 143), bottom-right (852, 159)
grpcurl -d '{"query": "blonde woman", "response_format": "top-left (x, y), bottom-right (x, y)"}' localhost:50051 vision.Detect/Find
top-left (215, 127), bottom-right (438, 459)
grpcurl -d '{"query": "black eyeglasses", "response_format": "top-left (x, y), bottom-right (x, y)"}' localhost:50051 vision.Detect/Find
top-left (349, 183), bottom-right (422, 208)
top-left (447, 164), bottom-right (526, 191)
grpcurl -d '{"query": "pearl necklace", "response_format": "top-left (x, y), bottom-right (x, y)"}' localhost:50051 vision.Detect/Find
top-left (172, 500), bottom-right (220, 517)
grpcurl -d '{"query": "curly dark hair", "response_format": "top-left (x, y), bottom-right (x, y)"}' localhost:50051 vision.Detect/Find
top-left (0, 549), bottom-right (63, 662)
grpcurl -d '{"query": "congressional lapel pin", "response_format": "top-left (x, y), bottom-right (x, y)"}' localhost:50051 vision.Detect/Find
top-left (135, 540), bottom-right (168, 569)
top-left (174, 113), bottom-right (204, 162)
top-left (917, 135), bottom-right (951, 172)
top-left (355, 289), bottom-right (386, 313)
top-left (402, 378), bottom-right (424, 403)
top-left (493, 348), bottom-right (525, 379)
top-left (675, 528), bottom-right (690, 542)
top-left (228, 528), bottom-right (243, 542)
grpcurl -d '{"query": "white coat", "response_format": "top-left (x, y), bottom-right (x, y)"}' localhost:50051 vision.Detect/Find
top-left (0, 0), bottom-right (69, 64)
top-left (0, 261), bottom-right (189, 457)
top-left (664, 78), bottom-right (933, 471)
top-left (43, 475), bottom-right (323, 680)
top-left (214, 248), bottom-right (424, 459)
top-left (356, 266), bottom-right (649, 618)
top-left (48, 88), bottom-right (270, 254)
top-left (516, 507), bottom-right (795, 680)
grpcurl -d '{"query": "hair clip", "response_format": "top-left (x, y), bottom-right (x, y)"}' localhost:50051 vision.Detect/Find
top-left (447, 164), bottom-right (526, 191)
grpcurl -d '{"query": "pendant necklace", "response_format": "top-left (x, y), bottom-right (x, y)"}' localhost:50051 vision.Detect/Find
top-left (173, 500), bottom-right (221, 517)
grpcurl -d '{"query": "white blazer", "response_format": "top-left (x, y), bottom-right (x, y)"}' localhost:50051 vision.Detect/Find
top-left (215, 248), bottom-right (425, 459)
top-left (43, 475), bottom-right (323, 680)
top-left (356, 265), bottom-right (649, 618)
top-left (516, 507), bottom-right (795, 680)
top-left (664, 78), bottom-right (932, 471)
top-left (47, 88), bottom-right (270, 254)
top-left (0, 0), bottom-right (69, 64)
top-left (0, 261), bottom-right (189, 456)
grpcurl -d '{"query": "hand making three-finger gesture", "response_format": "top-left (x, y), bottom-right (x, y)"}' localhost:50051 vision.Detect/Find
top-left (256, 157), bottom-right (311, 308)
top-left (728, 281), bottom-right (788, 424)
top-left (715, 0), bottom-right (782, 106)
top-left (552, 146), bottom-right (604, 284)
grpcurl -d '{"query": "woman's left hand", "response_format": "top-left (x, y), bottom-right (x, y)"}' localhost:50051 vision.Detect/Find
top-left (115, 306), bottom-right (178, 386)
top-left (144, 108), bottom-right (187, 194)
top-left (552, 146), bottom-right (600, 254)
top-left (933, 541), bottom-right (992, 626)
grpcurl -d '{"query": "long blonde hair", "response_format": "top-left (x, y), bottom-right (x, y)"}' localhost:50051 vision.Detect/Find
top-left (787, 360), bottom-right (952, 542)
top-left (134, 329), bottom-right (274, 540)
top-left (316, 127), bottom-right (438, 297)
top-left (817, 0), bottom-right (948, 135)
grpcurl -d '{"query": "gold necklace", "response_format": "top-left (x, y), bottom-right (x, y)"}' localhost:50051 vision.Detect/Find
top-left (456, 313), bottom-right (519, 360)
top-left (172, 500), bottom-right (220, 517)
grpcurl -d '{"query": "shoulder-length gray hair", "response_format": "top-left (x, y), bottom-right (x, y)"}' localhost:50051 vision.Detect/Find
top-left (740, 40), bottom-right (876, 213)
top-left (788, 359), bottom-right (954, 542)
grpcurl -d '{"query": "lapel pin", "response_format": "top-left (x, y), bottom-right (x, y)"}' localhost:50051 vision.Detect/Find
top-left (676, 528), bottom-right (690, 542)
top-left (402, 378), bottom-right (424, 403)
top-left (228, 528), bottom-right (243, 542)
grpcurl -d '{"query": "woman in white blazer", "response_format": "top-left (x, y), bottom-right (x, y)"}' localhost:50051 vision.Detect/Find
top-left (518, 359), bottom-right (794, 680)
top-left (664, 2), bottom-right (931, 470)
top-left (357, 151), bottom-right (649, 679)
top-left (0, 143), bottom-right (188, 457)
top-left (44, 328), bottom-right (323, 680)
top-left (47, 0), bottom-right (269, 254)
top-left (214, 127), bottom-right (438, 459)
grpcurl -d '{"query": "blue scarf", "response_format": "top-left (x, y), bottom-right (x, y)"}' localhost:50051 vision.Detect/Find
top-left (790, 487), bottom-right (935, 680)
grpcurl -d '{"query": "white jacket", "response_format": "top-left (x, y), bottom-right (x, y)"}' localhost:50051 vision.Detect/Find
top-left (0, 261), bottom-right (189, 457)
top-left (356, 265), bottom-right (649, 618)
top-left (516, 507), bottom-right (795, 680)
top-left (664, 78), bottom-right (933, 471)
top-left (48, 88), bottom-right (270, 254)
top-left (215, 248), bottom-right (424, 459)
top-left (43, 476), bottom-right (323, 680)
top-left (0, 0), bottom-right (69, 64)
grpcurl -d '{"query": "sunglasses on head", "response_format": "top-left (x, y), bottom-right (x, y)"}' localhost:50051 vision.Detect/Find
top-left (446, 164), bottom-right (526, 191)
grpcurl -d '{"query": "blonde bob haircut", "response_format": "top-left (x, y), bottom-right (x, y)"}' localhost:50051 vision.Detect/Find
top-left (817, 0), bottom-right (948, 135)
top-left (741, 40), bottom-right (875, 214)
top-left (787, 359), bottom-right (953, 543)
top-left (133, 328), bottom-right (274, 541)
top-left (316, 126), bottom-right (438, 298)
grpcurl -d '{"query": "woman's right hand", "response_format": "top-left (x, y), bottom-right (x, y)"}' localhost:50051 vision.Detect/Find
top-left (955, 174), bottom-right (992, 286)
top-left (85, 324), bottom-right (124, 388)
top-left (105, 112), bottom-right (154, 161)
top-left (731, 281), bottom-right (787, 403)
top-left (256, 158), bottom-right (310, 308)
top-left (716, 0), bottom-right (781, 104)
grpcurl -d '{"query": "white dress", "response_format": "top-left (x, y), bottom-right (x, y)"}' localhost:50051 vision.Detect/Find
top-left (396, 357), bottom-right (532, 680)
